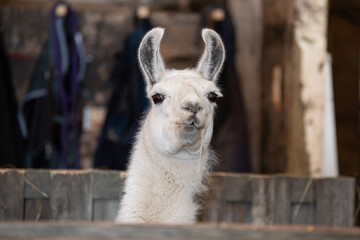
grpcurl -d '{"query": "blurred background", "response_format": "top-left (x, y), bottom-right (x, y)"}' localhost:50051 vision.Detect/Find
top-left (0, 0), bottom-right (358, 181)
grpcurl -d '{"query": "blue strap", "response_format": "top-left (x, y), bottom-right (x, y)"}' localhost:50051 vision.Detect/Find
top-left (74, 32), bottom-right (86, 82)
top-left (55, 18), bottom-right (69, 75)
top-left (18, 88), bottom-right (48, 138)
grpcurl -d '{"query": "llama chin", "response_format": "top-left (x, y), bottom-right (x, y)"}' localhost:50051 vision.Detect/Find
top-left (115, 27), bottom-right (225, 224)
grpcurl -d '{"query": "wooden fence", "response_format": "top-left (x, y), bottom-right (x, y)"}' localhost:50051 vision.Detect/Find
top-left (1, 222), bottom-right (360, 240)
top-left (0, 169), bottom-right (355, 227)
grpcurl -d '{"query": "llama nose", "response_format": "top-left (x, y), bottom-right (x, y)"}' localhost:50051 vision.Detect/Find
top-left (182, 102), bottom-right (203, 114)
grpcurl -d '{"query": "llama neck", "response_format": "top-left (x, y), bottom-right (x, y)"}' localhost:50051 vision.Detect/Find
top-left (136, 120), bottom-right (210, 187)
top-left (120, 123), bottom-right (210, 223)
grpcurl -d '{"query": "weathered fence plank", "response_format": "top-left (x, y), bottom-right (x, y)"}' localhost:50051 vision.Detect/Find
top-left (200, 174), bottom-right (227, 222)
top-left (0, 222), bottom-right (360, 240)
top-left (24, 199), bottom-right (50, 221)
top-left (316, 178), bottom-right (355, 226)
top-left (223, 175), bottom-right (252, 223)
top-left (93, 199), bottom-right (119, 221)
top-left (24, 169), bottom-right (50, 199)
top-left (272, 176), bottom-right (292, 224)
top-left (291, 178), bottom-right (315, 203)
top-left (92, 170), bottom-right (124, 199)
top-left (50, 171), bottom-right (92, 220)
top-left (251, 176), bottom-right (268, 225)
top-left (23, 169), bottom-right (51, 221)
top-left (290, 177), bottom-right (315, 225)
top-left (0, 170), bottom-right (355, 226)
top-left (0, 169), bottom-right (24, 221)
top-left (223, 201), bottom-right (252, 223)
top-left (292, 202), bottom-right (315, 225)
top-left (225, 174), bottom-right (253, 202)
top-left (91, 171), bottom-right (124, 221)
top-left (199, 173), bottom-right (355, 226)
top-left (332, 178), bottom-right (355, 226)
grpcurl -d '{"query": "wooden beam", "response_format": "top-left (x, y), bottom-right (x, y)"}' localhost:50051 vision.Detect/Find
top-left (285, 0), bottom-right (328, 176)
top-left (228, 0), bottom-right (263, 173)
top-left (261, 0), bottom-right (294, 173)
top-left (0, 222), bottom-right (360, 240)
top-left (261, 0), bottom-right (329, 176)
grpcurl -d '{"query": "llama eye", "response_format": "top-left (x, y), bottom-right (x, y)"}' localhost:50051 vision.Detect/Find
top-left (207, 92), bottom-right (218, 103)
top-left (152, 94), bottom-right (164, 104)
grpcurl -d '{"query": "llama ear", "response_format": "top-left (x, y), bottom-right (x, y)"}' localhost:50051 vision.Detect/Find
top-left (196, 29), bottom-right (225, 83)
top-left (138, 28), bottom-right (165, 86)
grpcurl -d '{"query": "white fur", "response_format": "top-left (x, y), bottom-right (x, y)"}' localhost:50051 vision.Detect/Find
top-left (115, 28), bottom-right (225, 224)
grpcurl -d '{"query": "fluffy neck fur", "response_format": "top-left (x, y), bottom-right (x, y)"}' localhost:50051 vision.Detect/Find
top-left (116, 116), bottom-right (213, 224)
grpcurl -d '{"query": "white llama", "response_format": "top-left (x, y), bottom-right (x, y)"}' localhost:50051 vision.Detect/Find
top-left (115, 27), bottom-right (225, 224)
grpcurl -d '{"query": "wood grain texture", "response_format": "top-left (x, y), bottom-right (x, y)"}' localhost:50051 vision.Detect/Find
top-left (91, 171), bottom-right (124, 221)
top-left (93, 199), bottom-right (119, 221)
top-left (289, 0), bottom-right (328, 177)
top-left (0, 170), bottom-right (355, 226)
top-left (290, 177), bottom-right (315, 225)
top-left (225, 174), bottom-right (252, 202)
top-left (223, 202), bottom-right (252, 223)
top-left (0, 169), bottom-right (24, 221)
top-left (331, 178), bottom-right (355, 226)
top-left (290, 177), bottom-right (315, 203)
top-left (292, 203), bottom-right (315, 225)
top-left (92, 170), bottom-right (124, 199)
top-left (198, 173), bottom-right (355, 226)
top-left (0, 222), bottom-right (360, 240)
top-left (261, 0), bottom-right (294, 174)
top-left (261, 0), bottom-right (329, 177)
top-left (24, 199), bottom-right (51, 221)
top-left (50, 171), bottom-right (92, 220)
top-left (315, 178), bottom-right (355, 226)
top-left (24, 170), bottom-right (51, 199)
top-left (272, 176), bottom-right (291, 224)
top-left (23, 170), bottom-right (51, 221)
top-left (251, 176), bottom-right (268, 225)
top-left (228, 0), bottom-right (263, 173)
top-left (200, 174), bottom-right (227, 223)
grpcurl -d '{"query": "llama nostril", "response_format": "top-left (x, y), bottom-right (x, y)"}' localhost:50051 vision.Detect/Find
top-left (182, 102), bottom-right (203, 114)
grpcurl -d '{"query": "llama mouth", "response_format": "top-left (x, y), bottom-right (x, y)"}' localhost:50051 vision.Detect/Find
top-left (183, 124), bottom-right (197, 133)
top-left (176, 122), bottom-right (203, 132)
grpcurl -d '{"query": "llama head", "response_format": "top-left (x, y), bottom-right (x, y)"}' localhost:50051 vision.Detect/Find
top-left (138, 28), bottom-right (225, 159)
